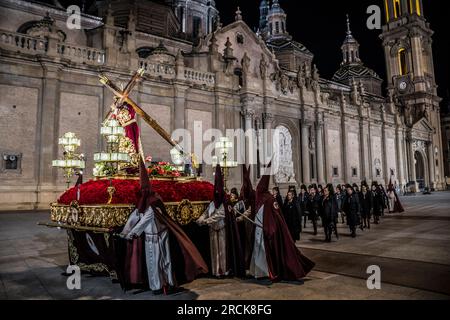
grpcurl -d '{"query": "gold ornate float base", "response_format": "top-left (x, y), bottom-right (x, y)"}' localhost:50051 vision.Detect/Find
top-left (50, 200), bottom-right (209, 228)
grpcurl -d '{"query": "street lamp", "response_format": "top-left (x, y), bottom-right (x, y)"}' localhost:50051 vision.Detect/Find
top-left (52, 132), bottom-right (85, 189)
top-left (212, 137), bottom-right (238, 190)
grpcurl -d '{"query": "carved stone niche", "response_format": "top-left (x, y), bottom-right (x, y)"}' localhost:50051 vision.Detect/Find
top-left (412, 140), bottom-right (427, 153)
top-left (274, 125), bottom-right (296, 184)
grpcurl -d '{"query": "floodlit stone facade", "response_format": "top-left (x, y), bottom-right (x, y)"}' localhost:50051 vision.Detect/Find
top-left (0, 0), bottom-right (445, 210)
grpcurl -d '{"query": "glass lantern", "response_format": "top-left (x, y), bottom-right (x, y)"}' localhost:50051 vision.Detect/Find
top-left (52, 132), bottom-right (85, 189)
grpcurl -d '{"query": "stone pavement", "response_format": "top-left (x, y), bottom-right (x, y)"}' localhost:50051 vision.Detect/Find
top-left (1, 192), bottom-right (450, 300)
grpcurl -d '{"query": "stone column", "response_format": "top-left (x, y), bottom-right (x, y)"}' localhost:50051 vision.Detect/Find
top-left (241, 108), bottom-right (255, 166)
top-left (173, 85), bottom-right (187, 152)
top-left (408, 138), bottom-right (418, 191)
top-left (262, 113), bottom-right (274, 166)
top-left (359, 121), bottom-right (366, 181)
top-left (427, 141), bottom-right (435, 189)
top-left (316, 119), bottom-right (325, 185)
top-left (301, 120), bottom-right (311, 184)
top-left (381, 109), bottom-right (389, 185)
top-left (402, 128), bottom-right (409, 181)
top-left (367, 119), bottom-right (373, 183)
top-left (341, 119), bottom-right (349, 183)
top-left (36, 63), bottom-right (61, 207)
top-left (395, 126), bottom-right (405, 187)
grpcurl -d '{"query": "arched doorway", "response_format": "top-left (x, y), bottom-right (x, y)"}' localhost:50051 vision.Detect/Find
top-left (414, 151), bottom-right (426, 190)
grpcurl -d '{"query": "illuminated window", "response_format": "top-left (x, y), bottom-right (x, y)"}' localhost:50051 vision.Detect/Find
top-left (398, 48), bottom-right (407, 75)
top-left (385, 0), bottom-right (390, 22)
top-left (409, 0), bottom-right (422, 15)
top-left (393, 0), bottom-right (401, 18)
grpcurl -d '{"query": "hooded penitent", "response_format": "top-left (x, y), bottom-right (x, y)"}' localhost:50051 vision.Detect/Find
top-left (255, 164), bottom-right (315, 281)
top-left (213, 164), bottom-right (225, 209)
top-left (238, 164), bottom-right (256, 269)
top-left (240, 165), bottom-right (256, 218)
top-left (214, 165), bottom-right (246, 277)
top-left (388, 177), bottom-right (404, 213)
top-left (118, 161), bottom-right (208, 290)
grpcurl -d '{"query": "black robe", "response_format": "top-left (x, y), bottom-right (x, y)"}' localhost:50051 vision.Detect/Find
top-left (282, 200), bottom-right (301, 241)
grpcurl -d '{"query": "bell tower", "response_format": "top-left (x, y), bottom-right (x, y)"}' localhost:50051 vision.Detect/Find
top-left (380, 0), bottom-right (435, 99)
top-left (380, 0), bottom-right (445, 190)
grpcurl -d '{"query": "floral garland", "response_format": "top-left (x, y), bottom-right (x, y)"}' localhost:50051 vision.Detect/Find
top-left (58, 179), bottom-right (214, 205)
top-left (146, 159), bottom-right (181, 178)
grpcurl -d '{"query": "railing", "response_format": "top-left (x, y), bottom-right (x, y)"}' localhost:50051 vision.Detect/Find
top-left (0, 30), bottom-right (47, 54)
top-left (57, 43), bottom-right (105, 65)
top-left (0, 30), bottom-right (105, 65)
top-left (138, 60), bottom-right (215, 86)
top-left (139, 60), bottom-right (175, 77)
top-left (183, 68), bottom-right (215, 86)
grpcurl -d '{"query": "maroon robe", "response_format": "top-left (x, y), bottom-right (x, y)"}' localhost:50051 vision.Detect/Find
top-left (119, 162), bottom-right (208, 290)
top-left (211, 164), bottom-right (245, 277)
top-left (255, 170), bottom-right (315, 282)
top-left (239, 165), bottom-right (256, 269)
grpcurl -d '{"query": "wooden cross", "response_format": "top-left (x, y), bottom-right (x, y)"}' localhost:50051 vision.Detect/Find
top-left (103, 68), bottom-right (145, 122)
top-left (99, 71), bottom-right (184, 155)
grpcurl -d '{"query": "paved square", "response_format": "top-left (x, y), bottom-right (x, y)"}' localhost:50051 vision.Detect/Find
top-left (1, 192), bottom-right (449, 300)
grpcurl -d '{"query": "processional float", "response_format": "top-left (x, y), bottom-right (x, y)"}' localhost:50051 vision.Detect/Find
top-left (40, 69), bottom-right (214, 277)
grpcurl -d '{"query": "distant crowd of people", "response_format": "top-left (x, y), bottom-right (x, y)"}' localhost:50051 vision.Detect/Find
top-left (249, 181), bottom-right (406, 242)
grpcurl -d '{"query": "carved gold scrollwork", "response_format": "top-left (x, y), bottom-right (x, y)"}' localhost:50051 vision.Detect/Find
top-left (51, 201), bottom-right (209, 227)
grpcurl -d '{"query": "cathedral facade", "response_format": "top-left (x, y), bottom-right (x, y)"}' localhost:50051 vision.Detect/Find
top-left (0, 0), bottom-right (445, 210)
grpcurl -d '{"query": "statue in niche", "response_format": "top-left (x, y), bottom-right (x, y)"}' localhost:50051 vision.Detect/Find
top-left (274, 126), bottom-right (296, 183)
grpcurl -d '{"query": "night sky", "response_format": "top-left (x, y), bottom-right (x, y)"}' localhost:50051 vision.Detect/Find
top-left (216, 0), bottom-right (449, 113)
top-left (35, 0), bottom-right (449, 112)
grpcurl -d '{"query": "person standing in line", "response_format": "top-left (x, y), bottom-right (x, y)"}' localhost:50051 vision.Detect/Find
top-left (320, 184), bottom-right (339, 242)
top-left (342, 184), bottom-right (361, 238)
top-left (371, 183), bottom-right (383, 224)
top-left (335, 185), bottom-right (345, 224)
top-left (359, 184), bottom-right (372, 229)
top-left (298, 185), bottom-right (309, 229)
top-left (307, 186), bottom-right (321, 236)
top-left (272, 187), bottom-right (284, 214)
top-left (282, 190), bottom-right (301, 242)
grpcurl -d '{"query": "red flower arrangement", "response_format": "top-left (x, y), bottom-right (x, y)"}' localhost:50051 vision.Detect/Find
top-left (57, 179), bottom-right (214, 205)
top-left (146, 161), bottom-right (181, 178)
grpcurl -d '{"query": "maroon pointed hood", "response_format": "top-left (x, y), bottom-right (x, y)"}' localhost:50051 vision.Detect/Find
top-left (256, 163), bottom-right (272, 211)
top-left (213, 164), bottom-right (225, 209)
top-left (137, 160), bottom-right (151, 212)
top-left (240, 165), bottom-right (255, 210)
top-left (240, 165), bottom-right (253, 200)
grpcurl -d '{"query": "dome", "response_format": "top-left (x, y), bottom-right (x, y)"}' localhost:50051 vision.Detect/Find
top-left (269, 0), bottom-right (285, 15)
top-left (332, 64), bottom-right (381, 82)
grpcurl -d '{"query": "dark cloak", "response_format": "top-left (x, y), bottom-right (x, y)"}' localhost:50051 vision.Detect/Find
top-left (118, 161), bottom-right (208, 290)
top-left (239, 165), bottom-right (256, 269)
top-left (255, 169), bottom-right (315, 282)
top-left (214, 165), bottom-right (245, 277)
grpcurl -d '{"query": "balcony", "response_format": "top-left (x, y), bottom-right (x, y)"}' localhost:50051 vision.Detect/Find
top-left (0, 31), bottom-right (47, 54)
top-left (57, 43), bottom-right (105, 65)
top-left (0, 29), bottom-right (105, 66)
